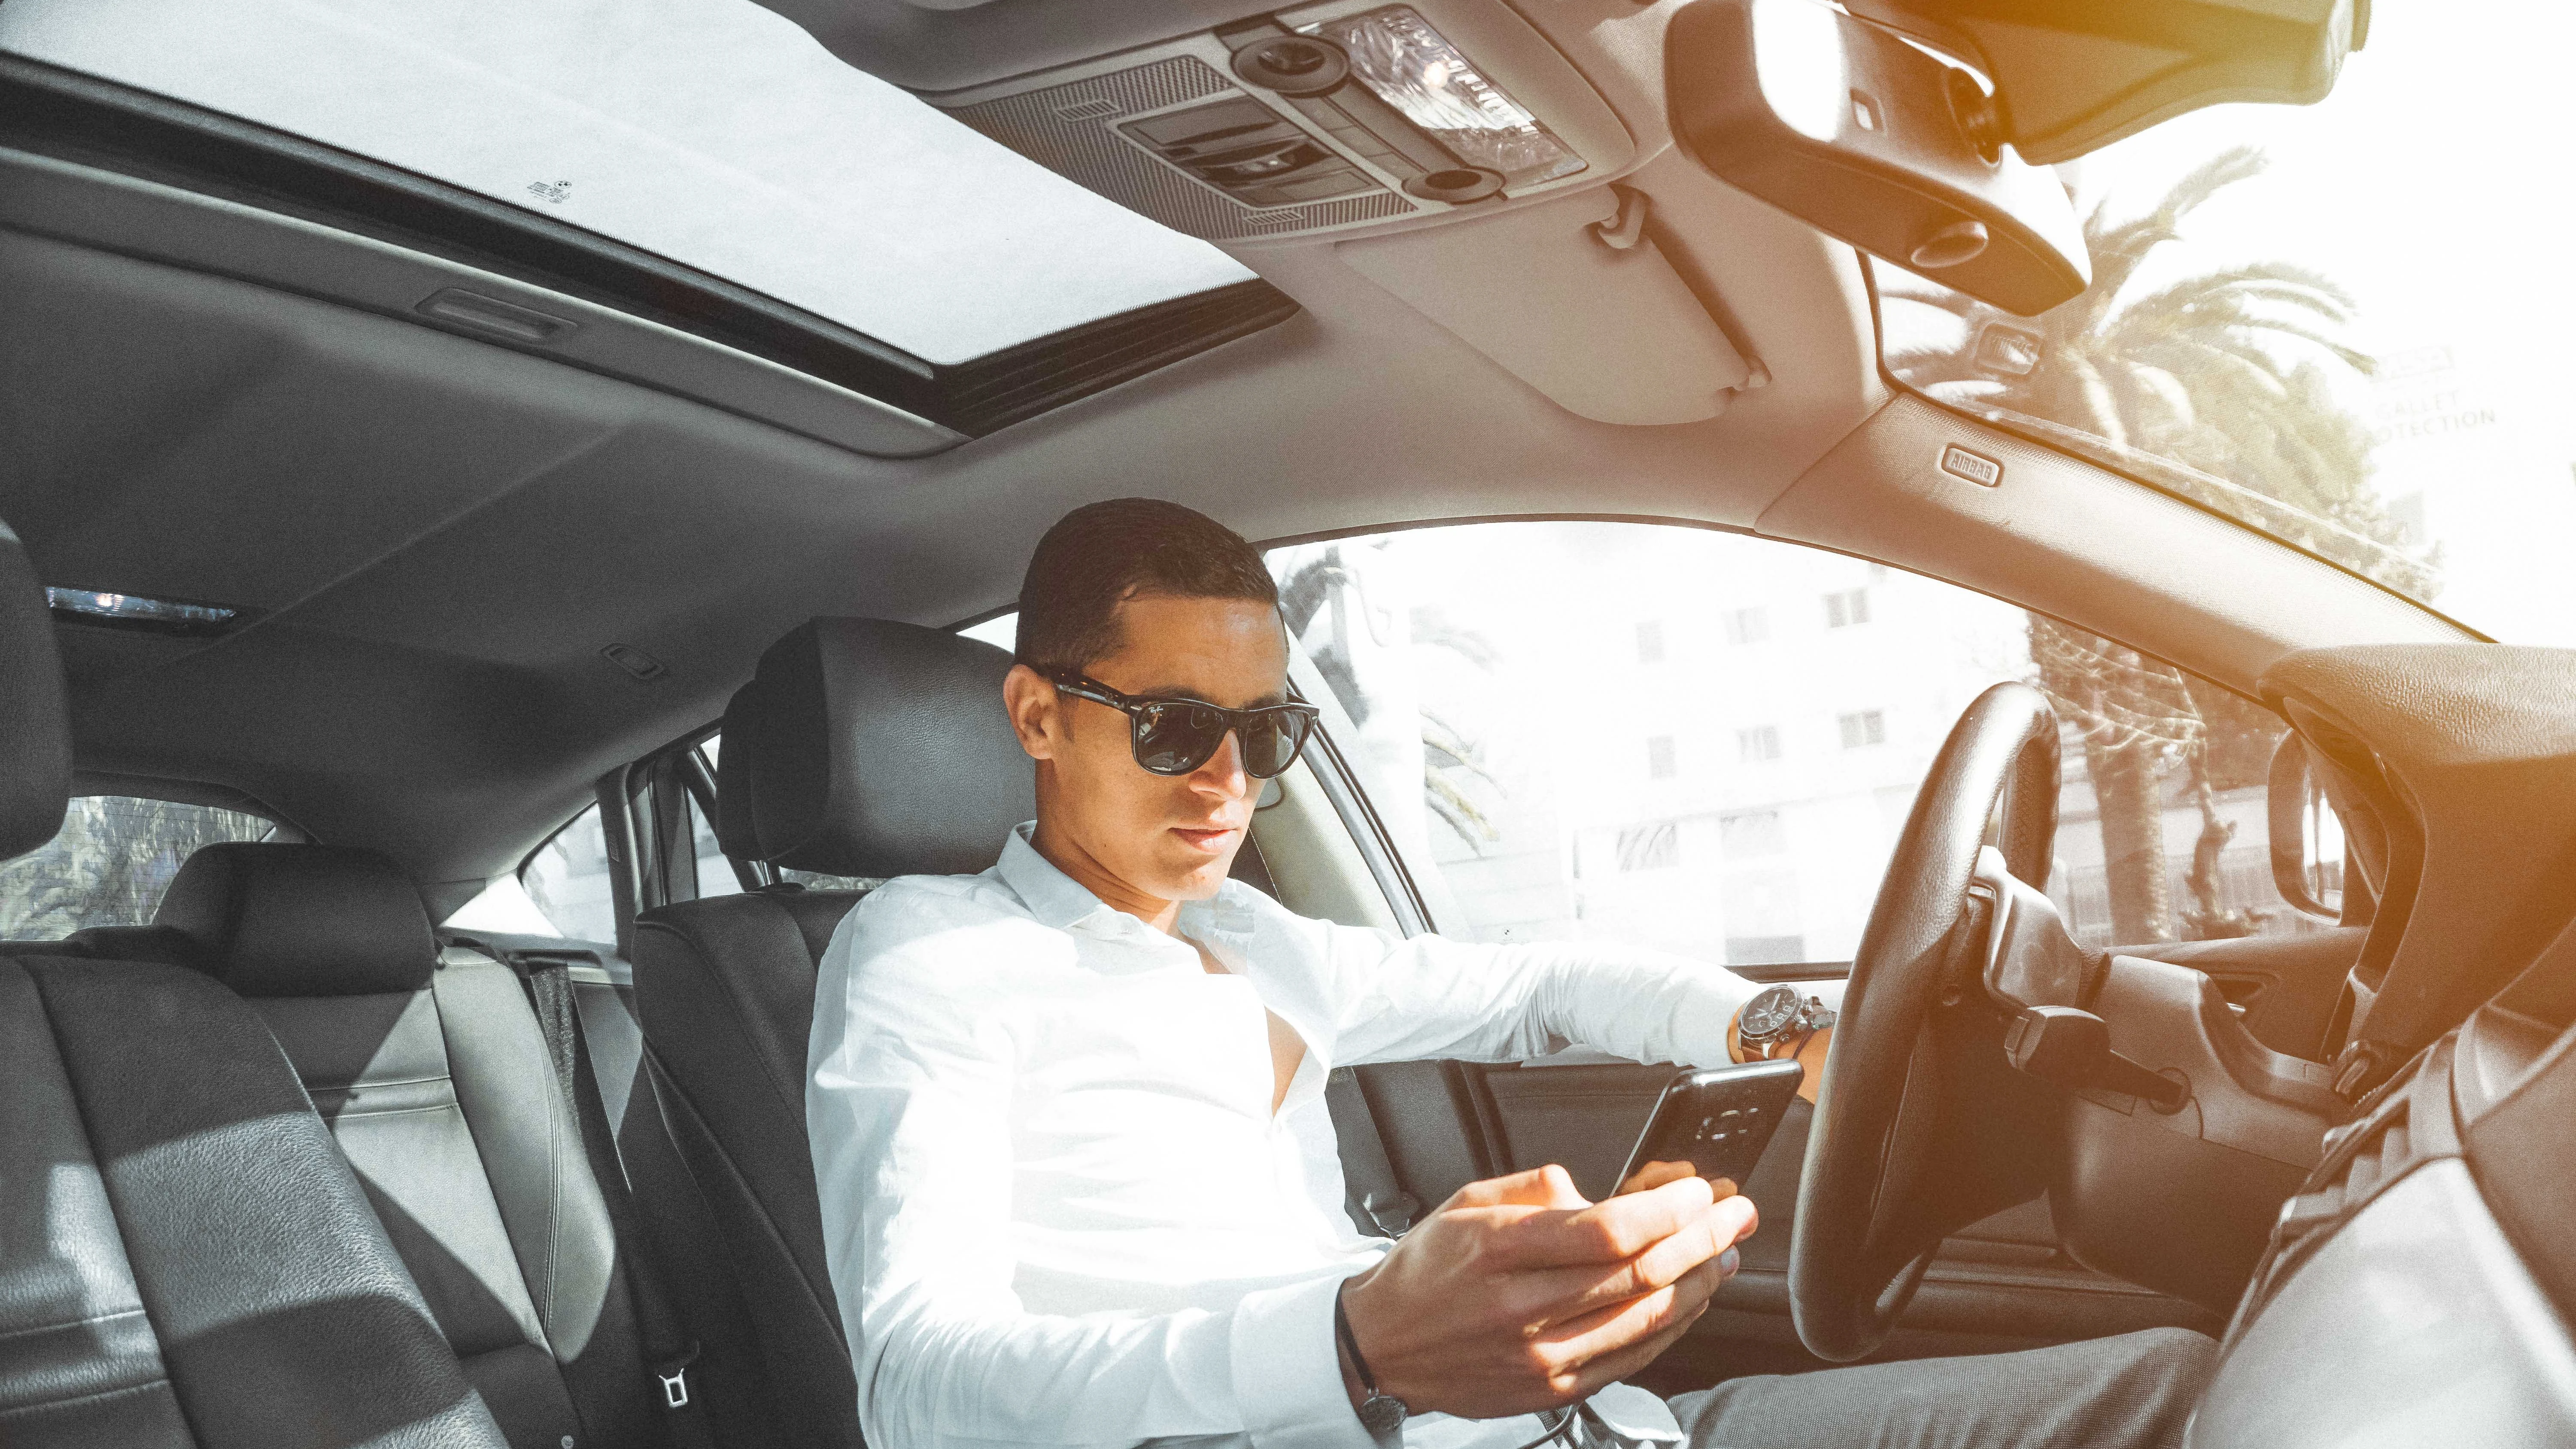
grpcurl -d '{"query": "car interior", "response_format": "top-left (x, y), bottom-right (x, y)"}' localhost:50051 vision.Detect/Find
top-left (3, 0), bottom-right (2574, 1446)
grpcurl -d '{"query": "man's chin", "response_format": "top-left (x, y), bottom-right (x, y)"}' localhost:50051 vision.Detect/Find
top-left (1156, 835), bottom-right (1241, 899)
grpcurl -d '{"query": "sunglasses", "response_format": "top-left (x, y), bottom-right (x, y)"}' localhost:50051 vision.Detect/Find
top-left (1044, 669), bottom-right (1321, 779)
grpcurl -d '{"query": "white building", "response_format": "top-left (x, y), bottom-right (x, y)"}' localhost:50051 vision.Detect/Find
top-left (1288, 522), bottom-right (2320, 967)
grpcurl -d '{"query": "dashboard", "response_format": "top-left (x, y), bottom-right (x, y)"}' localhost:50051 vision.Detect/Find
top-left (2186, 643), bottom-right (2576, 1443)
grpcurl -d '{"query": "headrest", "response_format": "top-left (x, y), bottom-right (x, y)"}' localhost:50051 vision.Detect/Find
top-left (0, 518), bottom-right (71, 859)
top-left (741, 618), bottom-right (1035, 878)
top-left (150, 843), bottom-right (439, 997)
top-left (711, 681), bottom-right (767, 862)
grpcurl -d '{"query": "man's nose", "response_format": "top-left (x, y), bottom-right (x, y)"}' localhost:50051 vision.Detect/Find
top-left (1190, 729), bottom-right (1251, 797)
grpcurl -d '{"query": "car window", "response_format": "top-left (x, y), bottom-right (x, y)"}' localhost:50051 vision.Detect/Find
top-left (1875, 0), bottom-right (2576, 647)
top-left (520, 804), bottom-right (616, 944)
top-left (960, 614), bottom-right (1018, 652)
top-left (1270, 522), bottom-right (2311, 961)
top-left (689, 738), bottom-right (746, 901)
top-left (0, 0), bottom-right (1249, 368)
top-left (0, 795), bottom-right (276, 939)
top-left (691, 733), bottom-right (879, 893)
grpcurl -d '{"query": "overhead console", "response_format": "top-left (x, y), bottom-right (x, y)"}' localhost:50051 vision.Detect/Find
top-left (927, 3), bottom-right (1629, 243)
top-left (925, 3), bottom-right (1775, 425)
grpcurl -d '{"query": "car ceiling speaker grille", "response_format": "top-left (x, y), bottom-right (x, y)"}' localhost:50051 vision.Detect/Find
top-left (948, 57), bottom-right (1412, 242)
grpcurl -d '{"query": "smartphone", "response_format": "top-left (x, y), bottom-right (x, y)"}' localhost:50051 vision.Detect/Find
top-left (1611, 1059), bottom-right (1804, 1195)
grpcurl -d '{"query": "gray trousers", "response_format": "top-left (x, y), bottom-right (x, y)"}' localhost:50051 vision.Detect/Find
top-left (1667, 1328), bottom-right (2218, 1449)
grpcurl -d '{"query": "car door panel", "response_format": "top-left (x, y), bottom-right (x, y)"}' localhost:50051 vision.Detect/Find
top-left (2126, 927), bottom-right (2364, 1060)
top-left (1350, 1051), bottom-right (2220, 1376)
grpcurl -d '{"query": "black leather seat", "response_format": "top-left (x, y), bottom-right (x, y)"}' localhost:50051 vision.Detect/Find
top-left (0, 518), bottom-right (512, 1448)
top-left (67, 842), bottom-right (669, 1449)
top-left (630, 619), bottom-right (1033, 1448)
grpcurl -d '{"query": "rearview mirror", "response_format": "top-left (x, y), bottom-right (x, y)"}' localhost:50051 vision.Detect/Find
top-left (1666, 0), bottom-right (2089, 316)
top-left (2267, 734), bottom-right (2346, 920)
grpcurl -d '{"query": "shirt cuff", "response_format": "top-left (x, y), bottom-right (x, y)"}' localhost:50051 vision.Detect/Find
top-left (1232, 1271), bottom-right (1376, 1449)
top-left (1676, 979), bottom-right (1746, 1069)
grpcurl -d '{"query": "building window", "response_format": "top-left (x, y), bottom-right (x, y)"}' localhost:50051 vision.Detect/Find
top-left (2388, 491), bottom-right (2428, 546)
top-left (1719, 809), bottom-right (1786, 860)
top-left (1646, 735), bottom-right (1678, 779)
top-left (1824, 588), bottom-right (1871, 628)
top-left (1838, 710), bottom-right (1886, 749)
top-left (1722, 607), bottom-right (1768, 645)
top-left (1737, 726), bottom-right (1781, 763)
top-left (1616, 822), bottom-right (1679, 872)
top-left (1636, 619), bottom-right (1665, 663)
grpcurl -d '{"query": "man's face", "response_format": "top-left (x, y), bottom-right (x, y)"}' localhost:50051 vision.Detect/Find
top-left (1008, 593), bottom-right (1289, 909)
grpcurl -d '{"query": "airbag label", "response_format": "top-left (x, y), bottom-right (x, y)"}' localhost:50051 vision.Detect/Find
top-left (1940, 445), bottom-right (2002, 487)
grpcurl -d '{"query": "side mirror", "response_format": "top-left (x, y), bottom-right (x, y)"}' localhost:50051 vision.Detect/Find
top-left (1666, 0), bottom-right (2090, 316)
top-left (2267, 734), bottom-right (2346, 920)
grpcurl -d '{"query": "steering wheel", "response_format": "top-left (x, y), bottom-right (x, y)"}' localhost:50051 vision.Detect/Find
top-left (1788, 682), bottom-right (2064, 1361)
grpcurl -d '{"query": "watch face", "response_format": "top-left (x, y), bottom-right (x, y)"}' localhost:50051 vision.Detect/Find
top-left (1740, 984), bottom-right (1802, 1040)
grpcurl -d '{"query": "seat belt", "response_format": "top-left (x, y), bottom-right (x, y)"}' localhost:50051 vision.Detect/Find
top-left (1326, 1067), bottom-right (1421, 1238)
top-left (519, 959), bottom-right (718, 1449)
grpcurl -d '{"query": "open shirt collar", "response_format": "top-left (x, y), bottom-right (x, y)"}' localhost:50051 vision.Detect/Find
top-left (995, 821), bottom-right (1261, 948)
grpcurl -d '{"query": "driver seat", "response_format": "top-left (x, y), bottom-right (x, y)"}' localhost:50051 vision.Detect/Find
top-left (629, 618), bottom-right (1033, 1447)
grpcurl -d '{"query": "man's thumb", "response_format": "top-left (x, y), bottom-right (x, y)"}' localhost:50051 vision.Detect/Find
top-left (1448, 1163), bottom-right (1591, 1210)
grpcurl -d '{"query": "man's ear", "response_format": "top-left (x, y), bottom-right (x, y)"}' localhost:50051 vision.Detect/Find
top-left (1002, 664), bottom-right (1060, 762)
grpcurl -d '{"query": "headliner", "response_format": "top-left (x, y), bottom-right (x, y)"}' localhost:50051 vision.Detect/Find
top-left (0, 0), bottom-right (2459, 905)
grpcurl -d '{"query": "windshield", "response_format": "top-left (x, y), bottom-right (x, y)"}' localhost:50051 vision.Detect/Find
top-left (0, 0), bottom-right (1254, 366)
top-left (1875, 0), bottom-right (2576, 646)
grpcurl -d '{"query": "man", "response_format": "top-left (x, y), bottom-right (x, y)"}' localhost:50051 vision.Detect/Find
top-left (808, 499), bottom-right (2213, 1449)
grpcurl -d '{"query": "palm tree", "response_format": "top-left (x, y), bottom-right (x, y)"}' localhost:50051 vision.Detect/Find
top-left (1889, 147), bottom-right (2431, 942)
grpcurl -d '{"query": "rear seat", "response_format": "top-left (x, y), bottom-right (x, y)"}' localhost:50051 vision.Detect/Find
top-left (65, 843), bottom-right (674, 1449)
top-left (0, 516), bottom-right (512, 1448)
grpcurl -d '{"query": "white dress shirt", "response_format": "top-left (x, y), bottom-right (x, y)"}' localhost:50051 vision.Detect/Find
top-left (807, 823), bottom-right (1763, 1449)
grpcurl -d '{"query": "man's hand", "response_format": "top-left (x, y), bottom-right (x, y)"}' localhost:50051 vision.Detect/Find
top-left (1337, 1165), bottom-right (1757, 1419)
top-left (1612, 1160), bottom-right (1729, 1198)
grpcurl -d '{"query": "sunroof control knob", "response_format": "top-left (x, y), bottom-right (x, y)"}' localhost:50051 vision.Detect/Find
top-left (1233, 35), bottom-right (1350, 97)
top-left (1402, 167), bottom-right (1505, 204)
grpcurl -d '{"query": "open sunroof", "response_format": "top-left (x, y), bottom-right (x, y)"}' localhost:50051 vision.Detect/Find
top-left (0, 0), bottom-right (1297, 434)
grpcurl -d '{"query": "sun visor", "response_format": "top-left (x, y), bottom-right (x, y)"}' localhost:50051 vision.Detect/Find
top-left (1337, 186), bottom-right (1756, 426)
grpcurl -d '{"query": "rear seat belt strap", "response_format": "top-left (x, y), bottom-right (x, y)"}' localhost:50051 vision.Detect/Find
top-left (524, 963), bottom-right (719, 1449)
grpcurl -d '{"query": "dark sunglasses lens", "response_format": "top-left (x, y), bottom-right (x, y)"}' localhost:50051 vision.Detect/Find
top-left (1242, 710), bottom-right (1315, 778)
top-left (1133, 702), bottom-right (1225, 775)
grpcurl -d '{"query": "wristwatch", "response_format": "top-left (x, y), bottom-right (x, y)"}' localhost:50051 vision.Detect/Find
top-left (1334, 1280), bottom-right (1406, 1445)
top-left (1737, 984), bottom-right (1836, 1061)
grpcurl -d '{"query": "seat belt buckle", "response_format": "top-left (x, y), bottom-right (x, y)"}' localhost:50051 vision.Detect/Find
top-left (657, 1342), bottom-right (702, 1410)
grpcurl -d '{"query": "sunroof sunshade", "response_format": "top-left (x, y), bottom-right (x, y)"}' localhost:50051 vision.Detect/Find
top-left (0, 0), bottom-right (1258, 367)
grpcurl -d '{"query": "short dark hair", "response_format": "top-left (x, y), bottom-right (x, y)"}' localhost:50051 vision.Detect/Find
top-left (1014, 498), bottom-right (1279, 675)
